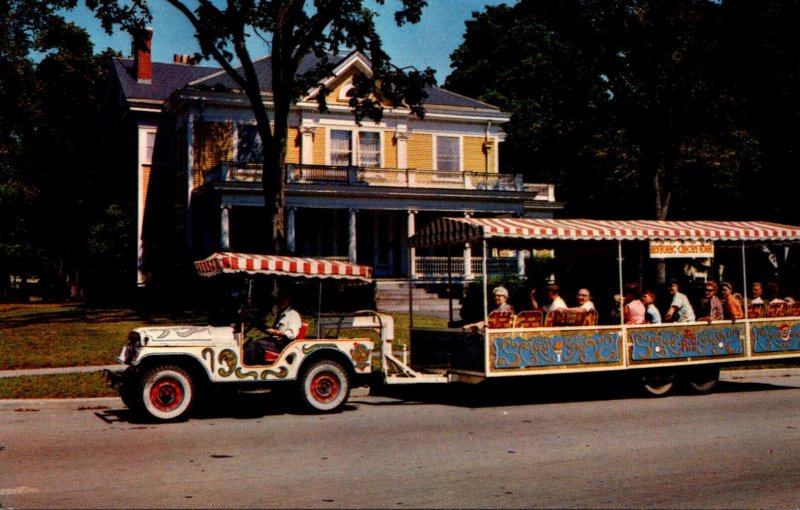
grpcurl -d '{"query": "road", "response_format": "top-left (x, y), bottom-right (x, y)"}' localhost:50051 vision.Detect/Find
top-left (2, 369), bottom-right (800, 509)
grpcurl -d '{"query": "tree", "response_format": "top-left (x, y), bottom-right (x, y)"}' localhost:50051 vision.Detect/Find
top-left (89, 0), bottom-right (436, 255)
top-left (446, 0), bottom-right (751, 221)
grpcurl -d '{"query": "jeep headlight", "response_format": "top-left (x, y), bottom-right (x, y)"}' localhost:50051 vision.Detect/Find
top-left (123, 332), bottom-right (143, 363)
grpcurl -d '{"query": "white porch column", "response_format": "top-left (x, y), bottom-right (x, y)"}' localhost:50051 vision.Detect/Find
top-left (395, 126), bottom-right (411, 185)
top-left (300, 126), bottom-right (315, 165)
top-left (348, 208), bottom-right (358, 263)
top-left (287, 207), bottom-right (296, 254)
top-left (517, 249), bottom-right (527, 278)
top-left (407, 210), bottom-right (417, 279)
top-left (463, 212), bottom-right (473, 281)
top-left (220, 205), bottom-right (231, 249)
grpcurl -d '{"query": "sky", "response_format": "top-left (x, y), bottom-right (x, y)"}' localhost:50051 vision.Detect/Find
top-left (65, 1), bottom-right (512, 84)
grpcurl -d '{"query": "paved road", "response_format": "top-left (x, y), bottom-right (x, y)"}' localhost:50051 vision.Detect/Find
top-left (2, 369), bottom-right (800, 508)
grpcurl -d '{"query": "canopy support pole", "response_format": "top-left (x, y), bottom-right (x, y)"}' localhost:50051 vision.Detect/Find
top-left (482, 239), bottom-right (489, 326)
top-left (741, 242), bottom-right (751, 355)
top-left (447, 244), bottom-right (454, 323)
top-left (317, 281), bottom-right (322, 339)
top-left (409, 244), bottom-right (416, 329)
top-left (617, 240), bottom-right (625, 325)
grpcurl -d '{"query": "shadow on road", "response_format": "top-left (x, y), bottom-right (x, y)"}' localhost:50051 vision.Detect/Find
top-left (366, 373), bottom-right (796, 409)
top-left (95, 389), bottom-right (363, 424)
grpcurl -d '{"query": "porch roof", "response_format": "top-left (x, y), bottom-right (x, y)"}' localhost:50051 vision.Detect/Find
top-left (195, 252), bottom-right (372, 281)
top-left (409, 217), bottom-right (800, 247)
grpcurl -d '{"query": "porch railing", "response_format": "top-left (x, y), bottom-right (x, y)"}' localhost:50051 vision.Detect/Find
top-left (206, 162), bottom-right (554, 199)
top-left (415, 256), bottom-right (522, 280)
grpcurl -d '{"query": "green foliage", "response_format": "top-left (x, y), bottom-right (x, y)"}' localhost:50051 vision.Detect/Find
top-left (446, 0), bottom-right (800, 222)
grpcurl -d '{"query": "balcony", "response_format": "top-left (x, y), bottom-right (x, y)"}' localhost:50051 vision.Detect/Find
top-left (206, 162), bottom-right (555, 200)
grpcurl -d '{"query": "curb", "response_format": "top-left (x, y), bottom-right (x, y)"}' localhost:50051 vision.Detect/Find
top-left (0, 365), bottom-right (122, 379)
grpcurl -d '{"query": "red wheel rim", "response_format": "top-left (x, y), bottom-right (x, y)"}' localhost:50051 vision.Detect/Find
top-left (150, 378), bottom-right (184, 412)
top-left (310, 372), bottom-right (340, 403)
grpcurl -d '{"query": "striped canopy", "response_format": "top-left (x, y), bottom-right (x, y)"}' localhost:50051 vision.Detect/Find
top-left (195, 252), bottom-right (372, 281)
top-left (409, 217), bottom-right (800, 247)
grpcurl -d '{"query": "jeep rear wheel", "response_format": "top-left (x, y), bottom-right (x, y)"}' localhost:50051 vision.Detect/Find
top-left (298, 360), bottom-right (350, 412)
top-left (140, 365), bottom-right (194, 421)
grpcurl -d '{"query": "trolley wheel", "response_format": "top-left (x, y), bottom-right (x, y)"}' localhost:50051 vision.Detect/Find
top-left (640, 370), bottom-right (675, 397)
top-left (298, 359), bottom-right (350, 412)
top-left (685, 366), bottom-right (720, 394)
top-left (140, 365), bottom-right (195, 421)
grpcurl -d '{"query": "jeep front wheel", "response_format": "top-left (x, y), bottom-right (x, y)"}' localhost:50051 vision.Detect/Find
top-left (140, 365), bottom-right (195, 421)
top-left (298, 360), bottom-right (350, 412)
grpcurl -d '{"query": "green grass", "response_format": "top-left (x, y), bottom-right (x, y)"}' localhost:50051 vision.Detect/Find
top-left (0, 372), bottom-right (117, 399)
top-left (0, 303), bottom-right (214, 370)
top-left (0, 303), bottom-right (447, 399)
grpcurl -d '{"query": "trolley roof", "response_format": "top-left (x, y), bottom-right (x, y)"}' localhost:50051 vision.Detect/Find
top-left (195, 252), bottom-right (372, 281)
top-left (409, 218), bottom-right (800, 248)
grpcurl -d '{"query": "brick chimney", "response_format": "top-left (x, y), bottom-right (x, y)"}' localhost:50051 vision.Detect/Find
top-left (133, 28), bottom-right (153, 83)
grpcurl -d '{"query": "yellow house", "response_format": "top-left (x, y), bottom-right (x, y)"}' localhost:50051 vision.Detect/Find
top-left (105, 32), bottom-right (560, 286)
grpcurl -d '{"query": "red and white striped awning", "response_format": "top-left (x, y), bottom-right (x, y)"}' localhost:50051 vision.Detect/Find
top-left (409, 218), bottom-right (800, 247)
top-left (195, 252), bottom-right (372, 281)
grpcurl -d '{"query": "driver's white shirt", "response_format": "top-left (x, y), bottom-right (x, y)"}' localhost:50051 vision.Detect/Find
top-left (274, 306), bottom-right (302, 340)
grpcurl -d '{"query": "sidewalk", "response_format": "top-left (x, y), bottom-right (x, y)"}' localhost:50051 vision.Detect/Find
top-left (0, 365), bottom-right (123, 379)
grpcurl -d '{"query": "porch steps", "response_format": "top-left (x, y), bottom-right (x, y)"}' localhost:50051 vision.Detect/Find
top-left (375, 280), bottom-right (461, 319)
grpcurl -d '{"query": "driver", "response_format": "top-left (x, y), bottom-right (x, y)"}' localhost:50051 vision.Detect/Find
top-left (244, 292), bottom-right (302, 365)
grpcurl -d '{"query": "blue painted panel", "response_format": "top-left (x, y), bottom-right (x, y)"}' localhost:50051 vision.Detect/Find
top-left (629, 325), bottom-right (744, 361)
top-left (753, 322), bottom-right (800, 353)
top-left (492, 331), bottom-right (621, 370)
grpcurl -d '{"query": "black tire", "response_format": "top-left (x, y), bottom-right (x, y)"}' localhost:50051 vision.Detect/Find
top-left (139, 365), bottom-right (195, 421)
top-left (640, 371), bottom-right (675, 397)
top-left (685, 366), bottom-right (720, 394)
top-left (119, 380), bottom-right (141, 412)
top-left (298, 359), bottom-right (350, 412)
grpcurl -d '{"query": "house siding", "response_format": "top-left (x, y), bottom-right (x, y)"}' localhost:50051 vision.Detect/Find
top-left (193, 121), bottom-right (233, 187)
top-left (407, 132), bottom-right (433, 170)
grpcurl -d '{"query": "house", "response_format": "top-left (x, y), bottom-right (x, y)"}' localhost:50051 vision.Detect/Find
top-left (102, 30), bottom-right (562, 288)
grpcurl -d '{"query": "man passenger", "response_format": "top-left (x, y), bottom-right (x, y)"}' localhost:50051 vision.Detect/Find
top-left (664, 280), bottom-right (696, 323)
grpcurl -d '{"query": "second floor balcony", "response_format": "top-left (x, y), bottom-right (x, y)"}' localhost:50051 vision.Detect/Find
top-left (205, 162), bottom-right (556, 201)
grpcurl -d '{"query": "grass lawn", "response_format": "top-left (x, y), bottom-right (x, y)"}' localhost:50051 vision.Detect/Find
top-left (0, 303), bottom-right (216, 370)
top-left (0, 303), bottom-right (447, 399)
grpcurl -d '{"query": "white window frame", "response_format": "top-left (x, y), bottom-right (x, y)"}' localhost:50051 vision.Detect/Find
top-left (434, 135), bottom-right (462, 177)
top-left (327, 128), bottom-right (383, 168)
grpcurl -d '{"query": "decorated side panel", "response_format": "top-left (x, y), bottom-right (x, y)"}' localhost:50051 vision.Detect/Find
top-left (752, 318), bottom-right (800, 356)
top-left (489, 328), bottom-right (623, 374)
top-left (628, 324), bottom-right (745, 364)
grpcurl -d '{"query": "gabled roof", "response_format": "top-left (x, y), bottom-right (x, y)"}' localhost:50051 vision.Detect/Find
top-left (113, 59), bottom-right (218, 102)
top-left (113, 51), bottom-right (504, 112)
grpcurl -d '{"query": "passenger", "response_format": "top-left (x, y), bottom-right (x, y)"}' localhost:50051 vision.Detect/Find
top-left (664, 279), bottom-right (696, 322)
top-left (542, 284), bottom-right (567, 314)
top-left (641, 290), bottom-right (662, 324)
top-left (462, 286), bottom-right (513, 332)
top-left (766, 282), bottom-right (786, 305)
top-left (749, 282), bottom-right (764, 306)
top-left (528, 286), bottom-right (540, 310)
top-left (574, 288), bottom-right (596, 312)
top-left (244, 292), bottom-right (302, 365)
top-left (622, 282), bottom-right (646, 325)
top-left (608, 293), bottom-right (623, 324)
top-left (698, 281), bottom-right (724, 321)
top-left (491, 286), bottom-right (514, 313)
top-left (720, 282), bottom-right (744, 320)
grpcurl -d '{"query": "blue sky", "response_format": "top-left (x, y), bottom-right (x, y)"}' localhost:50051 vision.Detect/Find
top-left (65, 1), bottom-right (511, 83)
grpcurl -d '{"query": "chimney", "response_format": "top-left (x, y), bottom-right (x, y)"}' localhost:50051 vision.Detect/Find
top-left (133, 28), bottom-right (153, 83)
